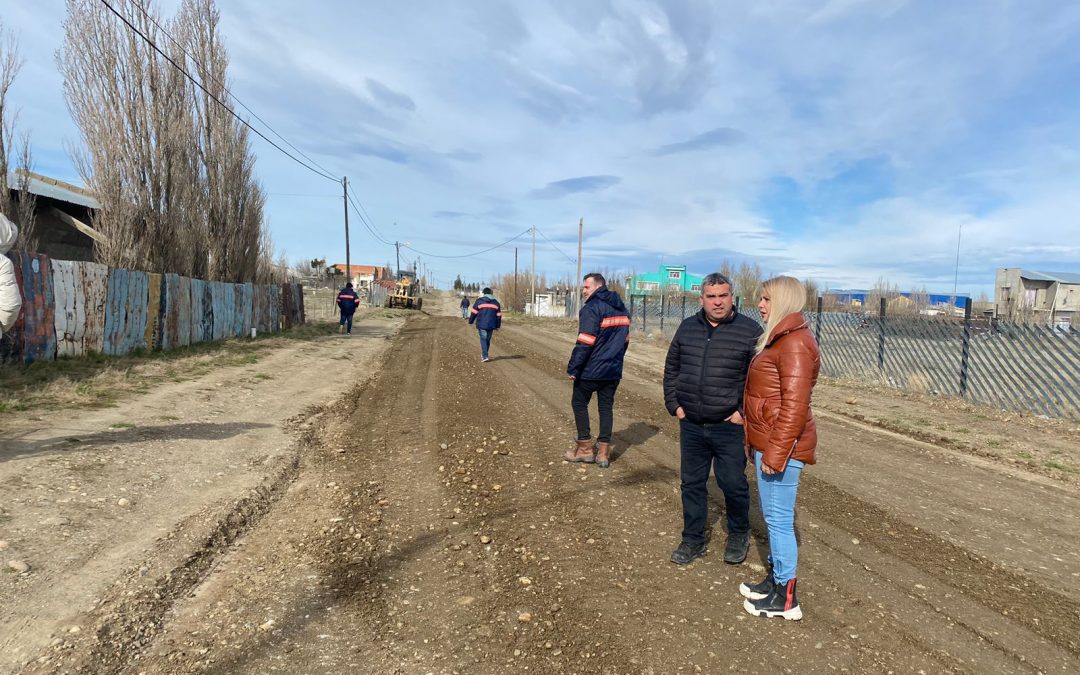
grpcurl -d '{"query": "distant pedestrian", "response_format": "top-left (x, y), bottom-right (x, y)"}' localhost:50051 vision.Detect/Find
top-left (564, 273), bottom-right (630, 469)
top-left (460, 294), bottom-right (470, 319)
top-left (664, 273), bottom-right (762, 566)
top-left (0, 215), bottom-right (22, 341)
top-left (336, 282), bottom-right (360, 335)
top-left (740, 276), bottom-right (820, 621)
top-left (468, 287), bottom-right (501, 361)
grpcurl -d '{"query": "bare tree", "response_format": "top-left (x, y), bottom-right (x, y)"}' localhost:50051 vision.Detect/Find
top-left (181, 0), bottom-right (265, 283)
top-left (0, 23), bottom-right (37, 251)
top-left (60, 0), bottom-right (202, 272)
top-left (60, 0), bottom-right (266, 281)
top-left (733, 260), bottom-right (763, 307)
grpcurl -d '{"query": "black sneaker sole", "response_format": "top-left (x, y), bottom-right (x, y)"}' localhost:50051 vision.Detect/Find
top-left (670, 547), bottom-right (707, 565)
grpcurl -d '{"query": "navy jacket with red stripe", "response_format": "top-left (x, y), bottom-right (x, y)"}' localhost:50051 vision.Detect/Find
top-left (468, 295), bottom-right (502, 330)
top-left (567, 287), bottom-right (630, 380)
top-left (337, 287), bottom-right (360, 314)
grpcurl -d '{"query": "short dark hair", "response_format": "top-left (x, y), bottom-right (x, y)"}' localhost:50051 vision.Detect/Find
top-left (583, 272), bottom-right (606, 285)
top-left (482, 287), bottom-right (493, 295)
top-left (700, 273), bottom-right (731, 295)
top-left (346, 282), bottom-right (354, 288)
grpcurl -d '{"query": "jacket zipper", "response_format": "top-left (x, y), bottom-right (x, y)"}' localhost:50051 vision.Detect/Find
top-left (698, 323), bottom-right (711, 421)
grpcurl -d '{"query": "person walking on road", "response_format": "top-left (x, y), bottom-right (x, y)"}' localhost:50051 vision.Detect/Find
top-left (468, 287), bottom-right (501, 362)
top-left (664, 273), bottom-right (762, 566)
top-left (336, 282), bottom-right (360, 335)
top-left (564, 273), bottom-right (630, 469)
top-left (740, 276), bottom-right (820, 621)
top-left (0, 214), bottom-right (23, 341)
top-left (460, 294), bottom-right (470, 319)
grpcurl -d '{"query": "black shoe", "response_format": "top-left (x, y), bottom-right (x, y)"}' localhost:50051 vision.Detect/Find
top-left (739, 568), bottom-right (774, 600)
top-left (670, 541), bottom-right (707, 565)
top-left (723, 531), bottom-right (750, 564)
top-left (743, 578), bottom-right (802, 620)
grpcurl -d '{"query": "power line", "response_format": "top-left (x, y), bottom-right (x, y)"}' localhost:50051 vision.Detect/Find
top-left (125, 0), bottom-right (340, 181)
top-left (402, 228), bottom-right (533, 259)
top-left (345, 184), bottom-right (393, 245)
top-left (535, 227), bottom-right (577, 264)
top-left (98, 0), bottom-right (340, 183)
top-left (345, 188), bottom-right (394, 247)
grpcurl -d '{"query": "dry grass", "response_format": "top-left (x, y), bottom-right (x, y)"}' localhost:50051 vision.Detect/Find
top-left (0, 321), bottom-right (342, 415)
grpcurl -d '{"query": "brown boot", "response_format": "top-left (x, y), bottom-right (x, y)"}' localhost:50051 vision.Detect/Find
top-left (595, 442), bottom-right (612, 468)
top-left (563, 439), bottom-right (595, 463)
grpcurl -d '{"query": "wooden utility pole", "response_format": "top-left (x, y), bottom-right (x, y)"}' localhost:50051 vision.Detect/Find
top-left (576, 217), bottom-right (583, 312)
top-left (531, 227), bottom-right (537, 316)
top-left (342, 177), bottom-right (351, 283)
top-left (394, 235), bottom-right (401, 279)
top-left (514, 247), bottom-right (518, 310)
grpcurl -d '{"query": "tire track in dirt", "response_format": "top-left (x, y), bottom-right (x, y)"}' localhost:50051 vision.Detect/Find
top-left (492, 320), bottom-right (1080, 672)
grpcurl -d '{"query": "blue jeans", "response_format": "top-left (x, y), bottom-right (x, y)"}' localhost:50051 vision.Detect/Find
top-left (339, 312), bottom-right (354, 333)
top-left (478, 329), bottom-right (492, 359)
top-left (461, 307), bottom-right (469, 318)
top-left (754, 451), bottom-right (805, 584)
top-left (679, 420), bottom-right (749, 546)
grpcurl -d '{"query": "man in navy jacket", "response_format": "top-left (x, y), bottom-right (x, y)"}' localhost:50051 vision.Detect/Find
top-left (565, 273), bottom-right (630, 468)
top-left (336, 282), bottom-right (360, 335)
top-left (468, 287), bottom-right (502, 361)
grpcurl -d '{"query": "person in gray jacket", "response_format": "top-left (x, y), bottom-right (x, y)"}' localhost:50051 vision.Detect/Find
top-left (0, 214), bottom-right (22, 340)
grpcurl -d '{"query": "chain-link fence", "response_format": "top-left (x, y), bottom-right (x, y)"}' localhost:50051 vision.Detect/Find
top-left (627, 293), bottom-right (1080, 422)
top-left (304, 284), bottom-right (390, 322)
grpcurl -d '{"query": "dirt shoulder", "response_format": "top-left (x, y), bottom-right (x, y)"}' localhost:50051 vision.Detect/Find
top-left (0, 314), bottom-right (404, 674)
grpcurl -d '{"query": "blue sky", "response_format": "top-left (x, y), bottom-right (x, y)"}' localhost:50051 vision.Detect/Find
top-left (5, 0), bottom-right (1080, 296)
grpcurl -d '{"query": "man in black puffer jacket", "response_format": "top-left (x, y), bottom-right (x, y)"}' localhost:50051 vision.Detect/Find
top-left (663, 273), bottom-right (763, 566)
top-left (565, 273), bottom-right (630, 469)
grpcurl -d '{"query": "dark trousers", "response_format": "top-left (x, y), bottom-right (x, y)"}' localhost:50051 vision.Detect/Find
top-left (679, 419), bottom-right (749, 545)
top-left (338, 311), bottom-right (354, 333)
top-left (571, 379), bottom-right (619, 442)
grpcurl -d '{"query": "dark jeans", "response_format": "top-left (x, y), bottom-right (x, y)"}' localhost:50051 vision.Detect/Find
top-left (571, 379), bottom-right (619, 442)
top-left (338, 311), bottom-right (354, 333)
top-left (679, 419), bottom-right (749, 545)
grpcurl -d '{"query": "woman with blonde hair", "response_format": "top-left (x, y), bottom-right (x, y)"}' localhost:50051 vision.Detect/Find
top-left (739, 275), bottom-right (820, 620)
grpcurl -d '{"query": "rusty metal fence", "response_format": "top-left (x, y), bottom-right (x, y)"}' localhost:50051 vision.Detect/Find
top-left (628, 294), bottom-right (1080, 422)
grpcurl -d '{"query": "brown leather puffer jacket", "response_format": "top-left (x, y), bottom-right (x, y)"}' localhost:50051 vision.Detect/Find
top-left (743, 313), bottom-right (820, 472)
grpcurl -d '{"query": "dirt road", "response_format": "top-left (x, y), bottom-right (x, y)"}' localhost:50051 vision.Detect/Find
top-left (7, 304), bottom-right (1080, 674)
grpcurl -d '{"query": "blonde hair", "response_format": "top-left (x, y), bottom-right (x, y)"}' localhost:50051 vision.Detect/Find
top-left (756, 276), bottom-right (806, 354)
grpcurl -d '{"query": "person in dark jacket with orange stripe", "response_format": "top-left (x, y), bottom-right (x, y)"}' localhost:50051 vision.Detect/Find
top-left (564, 273), bottom-right (630, 468)
top-left (336, 283), bottom-right (360, 335)
top-left (468, 287), bottom-right (502, 362)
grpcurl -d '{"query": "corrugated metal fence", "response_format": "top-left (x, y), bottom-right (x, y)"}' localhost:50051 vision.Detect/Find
top-left (628, 293), bottom-right (1080, 422)
top-left (1, 251), bottom-right (305, 364)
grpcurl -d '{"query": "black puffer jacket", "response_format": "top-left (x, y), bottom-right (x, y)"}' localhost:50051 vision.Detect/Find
top-left (663, 309), bottom-right (762, 424)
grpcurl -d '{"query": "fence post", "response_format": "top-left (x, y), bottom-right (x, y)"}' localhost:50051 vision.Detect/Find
top-left (681, 295), bottom-right (686, 322)
top-left (815, 295), bottom-right (823, 344)
top-left (960, 297), bottom-right (972, 397)
top-left (878, 297), bottom-right (887, 371)
top-left (660, 294), bottom-right (666, 333)
top-left (643, 295), bottom-right (648, 333)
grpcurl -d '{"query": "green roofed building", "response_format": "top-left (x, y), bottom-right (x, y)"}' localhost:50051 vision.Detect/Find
top-left (626, 265), bottom-right (705, 296)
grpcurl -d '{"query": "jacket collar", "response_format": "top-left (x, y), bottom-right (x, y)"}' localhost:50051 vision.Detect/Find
top-left (764, 312), bottom-right (809, 348)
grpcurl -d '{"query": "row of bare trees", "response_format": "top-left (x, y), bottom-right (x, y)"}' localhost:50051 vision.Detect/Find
top-left (0, 21), bottom-right (37, 251)
top-left (60, 0), bottom-right (274, 282)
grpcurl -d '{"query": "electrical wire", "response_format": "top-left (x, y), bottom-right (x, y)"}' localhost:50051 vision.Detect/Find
top-left (401, 228), bottom-right (533, 259)
top-left (345, 188), bottom-right (395, 247)
top-left (124, 0), bottom-right (340, 182)
top-left (535, 227), bottom-right (577, 264)
top-left (99, 0), bottom-right (340, 183)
